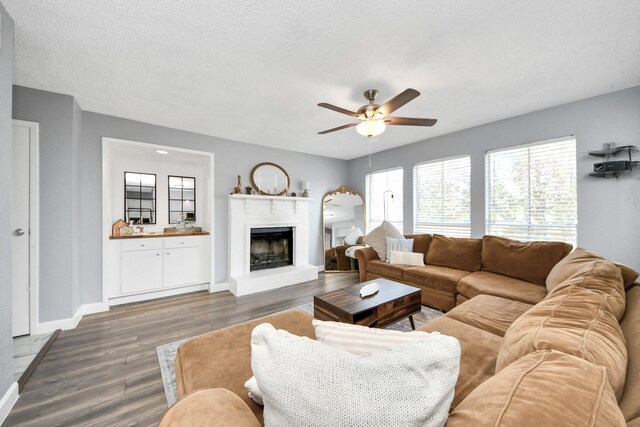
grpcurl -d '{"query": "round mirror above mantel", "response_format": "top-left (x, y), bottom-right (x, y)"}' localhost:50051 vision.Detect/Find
top-left (250, 162), bottom-right (291, 196)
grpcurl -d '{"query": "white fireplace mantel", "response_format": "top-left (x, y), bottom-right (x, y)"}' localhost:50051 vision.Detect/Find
top-left (228, 194), bottom-right (318, 296)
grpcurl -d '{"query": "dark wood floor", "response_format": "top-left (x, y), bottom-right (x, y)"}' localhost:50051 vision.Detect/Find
top-left (5, 273), bottom-right (359, 426)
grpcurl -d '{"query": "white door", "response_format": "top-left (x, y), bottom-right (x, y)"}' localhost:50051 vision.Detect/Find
top-left (12, 124), bottom-right (31, 337)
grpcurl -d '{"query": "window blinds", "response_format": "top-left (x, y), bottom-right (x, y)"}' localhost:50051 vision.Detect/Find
top-left (366, 168), bottom-right (404, 233)
top-left (486, 136), bottom-right (577, 245)
top-left (413, 156), bottom-right (471, 237)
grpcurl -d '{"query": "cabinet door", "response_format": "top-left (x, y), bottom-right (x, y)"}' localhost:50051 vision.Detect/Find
top-left (164, 247), bottom-right (202, 288)
top-left (122, 250), bottom-right (163, 294)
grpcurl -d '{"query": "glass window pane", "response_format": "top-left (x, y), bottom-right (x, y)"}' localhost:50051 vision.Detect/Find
top-left (169, 188), bottom-right (183, 199)
top-left (170, 200), bottom-right (183, 211)
top-left (169, 176), bottom-right (182, 188)
top-left (182, 189), bottom-right (195, 200)
top-left (140, 174), bottom-right (155, 186)
top-left (125, 173), bottom-right (140, 185)
top-left (182, 178), bottom-right (195, 189)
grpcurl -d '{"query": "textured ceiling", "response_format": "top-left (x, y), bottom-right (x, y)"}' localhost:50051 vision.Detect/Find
top-left (4, 1), bottom-right (640, 160)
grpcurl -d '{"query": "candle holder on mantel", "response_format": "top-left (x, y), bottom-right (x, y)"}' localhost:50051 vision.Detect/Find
top-left (249, 162), bottom-right (291, 196)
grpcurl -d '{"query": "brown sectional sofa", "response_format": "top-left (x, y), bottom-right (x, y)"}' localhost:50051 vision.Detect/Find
top-left (356, 234), bottom-right (572, 311)
top-left (160, 242), bottom-right (639, 426)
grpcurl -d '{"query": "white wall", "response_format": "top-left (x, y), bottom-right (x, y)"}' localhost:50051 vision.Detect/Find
top-left (108, 143), bottom-right (209, 232)
top-left (347, 86), bottom-right (640, 270)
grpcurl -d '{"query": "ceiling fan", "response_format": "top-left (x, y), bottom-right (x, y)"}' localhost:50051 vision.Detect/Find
top-left (317, 88), bottom-right (437, 137)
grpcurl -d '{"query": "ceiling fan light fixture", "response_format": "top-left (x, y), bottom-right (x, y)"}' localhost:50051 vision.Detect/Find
top-left (356, 119), bottom-right (386, 137)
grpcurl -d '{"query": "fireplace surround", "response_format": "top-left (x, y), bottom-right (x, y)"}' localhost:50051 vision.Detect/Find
top-left (228, 194), bottom-right (318, 296)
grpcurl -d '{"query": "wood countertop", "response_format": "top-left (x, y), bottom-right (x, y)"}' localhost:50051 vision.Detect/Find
top-left (109, 231), bottom-right (210, 240)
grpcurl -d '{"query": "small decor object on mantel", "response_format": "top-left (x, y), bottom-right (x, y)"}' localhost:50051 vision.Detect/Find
top-left (245, 186), bottom-right (253, 195)
top-left (232, 175), bottom-right (243, 194)
top-left (301, 181), bottom-right (310, 197)
top-left (290, 192), bottom-right (297, 197)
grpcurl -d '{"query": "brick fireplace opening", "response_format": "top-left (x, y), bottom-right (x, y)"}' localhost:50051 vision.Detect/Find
top-left (249, 227), bottom-right (294, 272)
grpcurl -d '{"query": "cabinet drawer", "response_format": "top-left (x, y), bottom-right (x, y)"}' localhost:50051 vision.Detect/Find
top-left (122, 239), bottom-right (163, 252)
top-left (164, 236), bottom-right (202, 249)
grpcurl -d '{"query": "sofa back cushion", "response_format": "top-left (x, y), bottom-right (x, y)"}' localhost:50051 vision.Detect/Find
top-left (547, 260), bottom-right (626, 321)
top-left (425, 234), bottom-right (482, 272)
top-left (546, 247), bottom-right (639, 291)
top-left (620, 286), bottom-right (640, 421)
top-left (481, 235), bottom-right (572, 285)
top-left (363, 221), bottom-right (404, 261)
top-left (403, 234), bottom-right (432, 259)
top-left (496, 286), bottom-right (628, 400)
top-left (447, 350), bottom-right (626, 427)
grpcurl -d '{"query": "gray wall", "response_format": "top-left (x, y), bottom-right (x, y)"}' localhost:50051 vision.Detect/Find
top-left (12, 86), bottom-right (80, 322)
top-left (347, 86), bottom-right (640, 270)
top-left (0, 1), bottom-right (15, 401)
top-left (14, 85), bottom-right (349, 316)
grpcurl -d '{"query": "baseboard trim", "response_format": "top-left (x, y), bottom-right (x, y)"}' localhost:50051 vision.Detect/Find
top-left (0, 382), bottom-right (19, 425)
top-left (80, 302), bottom-right (110, 316)
top-left (316, 264), bottom-right (325, 273)
top-left (34, 302), bottom-right (109, 334)
top-left (109, 283), bottom-right (210, 306)
top-left (209, 282), bottom-right (228, 293)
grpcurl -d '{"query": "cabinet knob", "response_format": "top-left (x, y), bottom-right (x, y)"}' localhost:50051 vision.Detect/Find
top-left (181, 242), bottom-right (184, 245)
top-left (141, 244), bottom-right (145, 247)
top-left (166, 252), bottom-right (170, 255)
top-left (156, 253), bottom-right (160, 256)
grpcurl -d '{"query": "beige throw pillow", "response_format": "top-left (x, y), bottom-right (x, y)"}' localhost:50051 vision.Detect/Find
top-left (546, 247), bottom-right (639, 292)
top-left (313, 319), bottom-right (434, 355)
top-left (389, 250), bottom-right (424, 267)
top-left (363, 221), bottom-right (403, 261)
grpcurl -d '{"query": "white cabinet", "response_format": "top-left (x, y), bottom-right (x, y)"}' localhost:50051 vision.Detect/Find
top-left (164, 246), bottom-right (201, 287)
top-left (122, 250), bottom-right (163, 293)
top-left (117, 235), bottom-right (210, 297)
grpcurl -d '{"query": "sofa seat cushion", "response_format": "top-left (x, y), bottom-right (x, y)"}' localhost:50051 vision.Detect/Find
top-left (457, 271), bottom-right (547, 305)
top-left (366, 259), bottom-right (408, 281)
top-left (418, 316), bottom-right (502, 408)
top-left (425, 234), bottom-right (483, 272)
top-left (404, 265), bottom-right (470, 294)
top-left (159, 388), bottom-right (261, 427)
top-left (481, 235), bottom-right (572, 285)
top-left (496, 286), bottom-right (628, 400)
top-left (620, 286), bottom-right (640, 421)
top-left (446, 295), bottom-right (533, 337)
top-left (447, 350), bottom-right (626, 427)
top-left (175, 310), bottom-right (315, 423)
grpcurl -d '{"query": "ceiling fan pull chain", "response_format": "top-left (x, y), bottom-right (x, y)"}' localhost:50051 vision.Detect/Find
top-left (368, 137), bottom-right (372, 168)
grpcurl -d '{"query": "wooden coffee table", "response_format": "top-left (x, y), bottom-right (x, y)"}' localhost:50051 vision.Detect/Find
top-left (313, 278), bottom-right (422, 329)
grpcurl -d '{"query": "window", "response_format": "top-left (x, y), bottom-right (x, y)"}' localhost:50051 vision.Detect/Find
top-left (486, 136), bottom-right (577, 244)
top-left (124, 172), bottom-right (156, 224)
top-left (366, 168), bottom-right (403, 233)
top-left (413, 156), bottom-right (471, 237)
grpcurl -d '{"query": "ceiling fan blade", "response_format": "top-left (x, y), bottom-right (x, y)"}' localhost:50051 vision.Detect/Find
top-left (385, 117), bottom-right (437, 127)
top-left (318, 122), bottom-right (359, 135)
top-left (376, 88), bottom-right (420, 117)
top-left (318, 103), bottom-right (359, 117)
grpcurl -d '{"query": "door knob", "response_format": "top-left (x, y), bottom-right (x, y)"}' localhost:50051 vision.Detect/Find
top-left (13, 229), bottom-right (25, 236)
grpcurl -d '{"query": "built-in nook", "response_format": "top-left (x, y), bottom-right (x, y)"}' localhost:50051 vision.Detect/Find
top-left (102, 138), bottom-right (215, 306)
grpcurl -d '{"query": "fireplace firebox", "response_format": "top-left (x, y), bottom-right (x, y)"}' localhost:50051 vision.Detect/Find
top-left (250, 227), bottom-right (294, 272)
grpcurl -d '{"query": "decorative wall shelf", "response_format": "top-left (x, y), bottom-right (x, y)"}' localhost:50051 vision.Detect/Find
top-left (588, 145), bottom-right (637, 157)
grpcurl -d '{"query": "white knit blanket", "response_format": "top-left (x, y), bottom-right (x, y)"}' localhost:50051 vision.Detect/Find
top-left (251, 323), bottom-right (460, 427)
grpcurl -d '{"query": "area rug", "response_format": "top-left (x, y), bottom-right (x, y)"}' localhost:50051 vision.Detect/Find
top-left (156, 303), bottom-right (443, 406)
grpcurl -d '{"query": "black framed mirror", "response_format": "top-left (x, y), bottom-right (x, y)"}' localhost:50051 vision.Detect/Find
top-left (124, 172), bottom-right (156, 224)
top-left (168, 175), bottom-right (196, 224)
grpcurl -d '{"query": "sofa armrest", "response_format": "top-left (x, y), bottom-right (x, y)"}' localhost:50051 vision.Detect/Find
top-left (159, 388), bottom-right (261, 427)
top-left (355, 247), bottom-right (380, 282)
